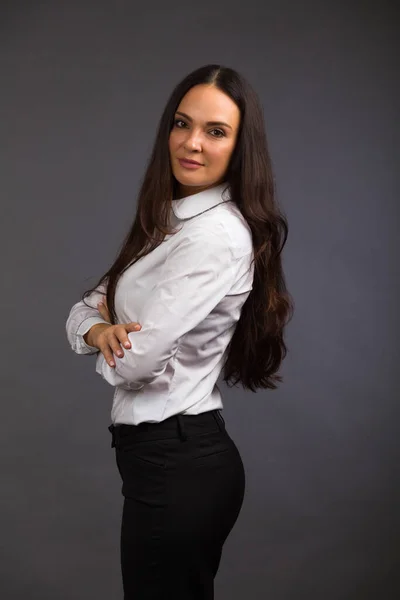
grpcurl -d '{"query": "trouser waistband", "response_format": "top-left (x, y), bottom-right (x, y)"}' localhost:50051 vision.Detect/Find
top-left (108, 409), bottom-right (225, 448)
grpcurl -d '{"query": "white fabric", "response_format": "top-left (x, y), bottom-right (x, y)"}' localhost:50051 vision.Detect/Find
top-left (65, 183), bottom-right (254, 425)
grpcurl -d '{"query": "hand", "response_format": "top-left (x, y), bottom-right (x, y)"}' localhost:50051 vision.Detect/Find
top-left (89, 298), bottom-right (142, 368)
top-left (97, 298), bottom-right (112, 323)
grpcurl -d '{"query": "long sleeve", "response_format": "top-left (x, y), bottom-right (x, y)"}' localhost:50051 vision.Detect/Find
top-left (95, 229), bottom-right (248, 390)
top-left (66, 281), bottom-right (110, 355)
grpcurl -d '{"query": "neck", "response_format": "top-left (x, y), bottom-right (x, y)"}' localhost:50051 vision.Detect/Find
top-left (174, 181), bottom-right (225, 200)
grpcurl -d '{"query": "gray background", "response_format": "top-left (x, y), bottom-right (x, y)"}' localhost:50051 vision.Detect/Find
top-left (1, 1), bottom-right (398, 598)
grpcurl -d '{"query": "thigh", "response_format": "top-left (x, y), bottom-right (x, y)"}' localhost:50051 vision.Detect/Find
top-left (159, 429), bottom-right (246, 598)
top-left (164, 428), bottom-right (246, 549)
top-left (120, 496), bottom-right (168, 599)
top-left (115, 426), bottom-right (246, 599)
top-left (116, 441), bottom-right (170, 598)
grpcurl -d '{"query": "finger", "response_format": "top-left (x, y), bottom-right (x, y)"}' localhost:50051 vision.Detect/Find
top-left (115, 323), bottom-right (139, 351)
top-left (100, 344), bottom-right (116, 367)
top-left (116, 324), bottom-right (137, 350)
top-left (105, 327), bottom-right (129, 358)
top-left (109, 329), bottom-right (127, 358)
top-left (123, 323), bottom-right (142, 348)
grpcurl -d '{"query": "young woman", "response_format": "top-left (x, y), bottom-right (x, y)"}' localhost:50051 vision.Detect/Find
top-left (66, 64), bottom-right (293, 599)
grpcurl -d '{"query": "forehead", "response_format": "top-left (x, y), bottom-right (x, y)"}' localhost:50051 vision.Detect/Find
top-left (176, 84), bottom-right (240, 125)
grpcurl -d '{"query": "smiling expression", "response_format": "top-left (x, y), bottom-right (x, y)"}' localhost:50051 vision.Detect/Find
top-left (169, 84), bottom-right (241, 199)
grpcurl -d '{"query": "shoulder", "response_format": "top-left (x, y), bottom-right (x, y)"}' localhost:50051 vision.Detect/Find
top-left (187, 202), bottom-right (252, 258)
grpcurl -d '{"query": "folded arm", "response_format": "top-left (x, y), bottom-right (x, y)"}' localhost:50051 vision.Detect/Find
top-left (66, 281), bottom-right (109, 354)
top-left (95, 230), bottom-right (244, 390)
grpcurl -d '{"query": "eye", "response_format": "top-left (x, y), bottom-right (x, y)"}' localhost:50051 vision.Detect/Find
top-left (210, 128), bottom-right (225, 138)
top-left (174, 118), bottom-right (187, 128)
top-left (173, 119), bottom-right (225, 138)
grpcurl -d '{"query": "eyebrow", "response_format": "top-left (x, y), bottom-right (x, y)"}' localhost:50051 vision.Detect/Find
top-left (175, 111), bottom-right (233, 130)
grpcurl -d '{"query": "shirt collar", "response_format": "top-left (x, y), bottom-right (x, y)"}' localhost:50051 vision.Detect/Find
top-left (171, 183), bottom-right (231, 221)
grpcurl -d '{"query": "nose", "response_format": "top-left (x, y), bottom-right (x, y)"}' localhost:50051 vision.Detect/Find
top-left (184, 130), bottom-right (202, 152)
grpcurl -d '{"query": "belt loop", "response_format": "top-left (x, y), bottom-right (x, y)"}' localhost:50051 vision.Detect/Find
top-left (176, 414), bottom-right (188, 442)
top-left (108, 424), bottom-right (116, 448)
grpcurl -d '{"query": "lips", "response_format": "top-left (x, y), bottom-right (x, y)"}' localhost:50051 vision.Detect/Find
top-left (179, 158), bottom-right (203, 165)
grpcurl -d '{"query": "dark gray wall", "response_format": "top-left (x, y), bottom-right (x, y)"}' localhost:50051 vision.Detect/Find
top-left (1, 1), bottom-right (398, 598)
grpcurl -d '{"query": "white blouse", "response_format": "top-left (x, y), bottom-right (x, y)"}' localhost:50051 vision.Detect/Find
top-left (66, 184), bottom-right (254, 425)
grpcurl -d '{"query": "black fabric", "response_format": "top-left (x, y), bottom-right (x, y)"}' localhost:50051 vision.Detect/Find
top-left (108, 409), bottom-right (245, 599)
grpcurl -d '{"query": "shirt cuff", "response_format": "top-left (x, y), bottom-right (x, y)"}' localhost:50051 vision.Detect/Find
top-left (74, 316), bottom-right (111, 354)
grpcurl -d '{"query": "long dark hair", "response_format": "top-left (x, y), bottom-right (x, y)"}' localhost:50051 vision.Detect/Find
top-left (81, 64), bottom-right (294, 392)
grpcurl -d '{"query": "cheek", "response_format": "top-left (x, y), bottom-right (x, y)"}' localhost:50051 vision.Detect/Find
top-left (211, 143), bottom-right (235, 165)
top-left (169, 130), bottom-right (183, 152)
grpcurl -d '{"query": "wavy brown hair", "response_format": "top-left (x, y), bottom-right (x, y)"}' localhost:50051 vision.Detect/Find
top-left (81, 64), bottom-right (294, 392)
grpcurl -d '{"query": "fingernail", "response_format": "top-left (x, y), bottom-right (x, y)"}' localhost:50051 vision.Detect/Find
top-left (134, 325), bottom-right (140, 330)
top-left (110, 361), bottom-right (115, 367)
top-left (124, 342), bottom-right (130, 348)
top-left (117, 351), bottom-right (123, 357)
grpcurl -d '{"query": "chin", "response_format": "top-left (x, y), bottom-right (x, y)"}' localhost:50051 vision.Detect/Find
top-left (173, 172), bottom-right (203, 186)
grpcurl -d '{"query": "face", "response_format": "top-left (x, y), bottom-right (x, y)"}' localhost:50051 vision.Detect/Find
top-left (169, 84), bottom-right (240, 199)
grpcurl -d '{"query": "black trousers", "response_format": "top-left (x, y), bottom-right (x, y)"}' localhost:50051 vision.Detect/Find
top-left (108, 409), bottom-right (246, 599)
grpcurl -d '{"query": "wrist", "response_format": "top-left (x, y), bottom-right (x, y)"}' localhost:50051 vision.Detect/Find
top-left (84, 323), bottom-right (109, 347)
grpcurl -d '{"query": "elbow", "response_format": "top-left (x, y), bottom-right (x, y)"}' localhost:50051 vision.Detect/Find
top-left (111, 331), bottom-right (179, 389)
top-left (115, 358), bottom-right (160, 388)
top-left (115, 346), bottom-right (173, 388)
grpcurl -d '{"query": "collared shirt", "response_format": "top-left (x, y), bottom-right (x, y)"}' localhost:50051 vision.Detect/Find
top-left (66, 183), bottom-right (254, 425)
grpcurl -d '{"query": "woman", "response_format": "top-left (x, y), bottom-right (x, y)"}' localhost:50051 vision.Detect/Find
top-left (66, 64), bottom-right (293, 599)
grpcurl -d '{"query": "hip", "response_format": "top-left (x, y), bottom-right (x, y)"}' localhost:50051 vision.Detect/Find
top-left (108, 410), bottom-right (245, 500)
